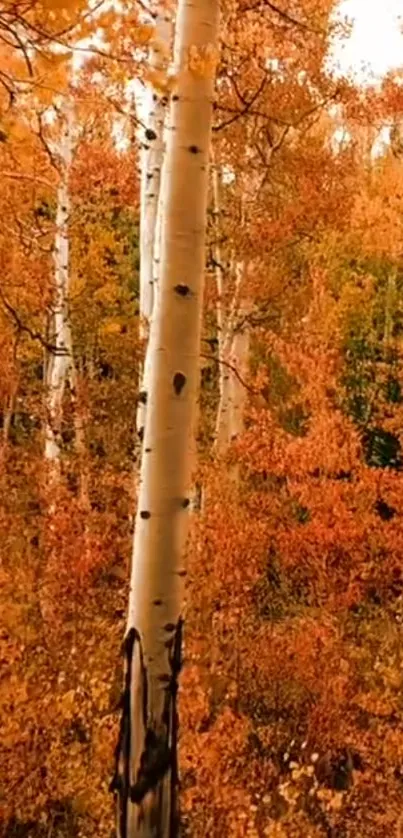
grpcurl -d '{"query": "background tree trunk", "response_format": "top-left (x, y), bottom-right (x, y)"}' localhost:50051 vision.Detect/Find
top-left (136, 7), bottom-right (173, 449)
top-left (44, 100), bottom-right (74, 486)
top-left (44, 98), bottom-right (88, 505)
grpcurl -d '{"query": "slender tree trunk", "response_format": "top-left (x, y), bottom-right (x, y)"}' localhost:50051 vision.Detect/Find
top-left (227, 292), bottom-right (250, 445)
top-left (136, 7), bottom-right (173, 448)
top-left (44, 102), bottom-right (74, 489)
top-left (44, 99), bottom-right (88, 505)
top-left (211, 151), bottom-right (226, 419)
top-left (113, 0), bottom-right (219, 834)
top-left (69, 363), bottom-right (89, 507)
top-left (40, 103), bottom-right (73, 631)
top-left (0, 373), bottom-right (19, 465)
top-left (227, 286), bottom-right (250, 484)
top-left (384, 268), bottom-right (397, 351)
top-left (41, 100), bottom-right (90, 633)
top-left (214, 255), bottom-right (244, 452)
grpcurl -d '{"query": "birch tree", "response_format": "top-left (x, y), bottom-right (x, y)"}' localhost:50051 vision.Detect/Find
top-left (212, 126), bottom-right (290, 457)
top-left (212, 168), bottom-right (250, 458)
top-left (112, 0), bottom-right (219, 833)
top-left (44, 96), bottom-right (88, 505)
top-left (214, 258), bottom-right (249, 453)
top-left (44, 98), bottom-right (75, 487)
top-left (136, 5), bottom-right (173, 447)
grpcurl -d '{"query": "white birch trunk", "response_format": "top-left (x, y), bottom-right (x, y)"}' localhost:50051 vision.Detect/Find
top-left (214, 340), bottom-right (231, 449)
top-left (40, 101), bottom-right (75, 630)
top-left (214, 257), bottom-right (247, 453)
top-left (3, 372), bottom-right (19, 445)
top-left (44, 102), bottom-right (74, 487)
top-left (44, 99), bottom-right (88, 505)
top-left (228, 297), bottom-right (250, 445)
top-left (227, 290), bottom-right (250, 483)
top-left (113, 0), bottom-right (219, 833)
top-left (211, 151), bottom-right (225, 412)
top-left (136, 8), bottom-right (173, 446)
top-left (0, 373), bottom-right (18, 465)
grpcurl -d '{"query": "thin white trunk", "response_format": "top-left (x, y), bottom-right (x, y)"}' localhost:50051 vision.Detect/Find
top-left (113, 0), bottom-right (219, 833)
top-left (45, 102), bottom-right (73, 486)
top-left (211, 150), bottom-right (225, 406)
top-left (69, 363), bottom-right (89, 507)
top-left (40, 101), bottom-right (74, 631)
top-left (228, 295), bottom-right (250, 445)
top-left (384, 269), bottom-right (397, 349)
top-left (214, 257), bottom-right (246, 452)
top-left (0, 373), bottom-right (18, 464)
top-left (44, 99), bottom-right (88, 505)
top-left (136, 8), bottom-right (173, 446)
top-left (227, 290), bottom-right (250, 483)
top-left (214, 350), bottom-right (231, 449)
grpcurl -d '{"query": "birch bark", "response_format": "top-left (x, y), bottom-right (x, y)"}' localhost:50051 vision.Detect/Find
top-left (113, 0), bottom-right (219, 834)
top-left (44, 98), bottom-right (88, 505)
top-left (136, 7), bottom-right (173, 446)
top-left (44, 100), bottom-right (74, 487)
top-left (214, 256), bottom-right (249, 455)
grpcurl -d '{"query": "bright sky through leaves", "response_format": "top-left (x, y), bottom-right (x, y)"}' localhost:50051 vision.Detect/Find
top-left (331, 0), bottom-right (403, 84)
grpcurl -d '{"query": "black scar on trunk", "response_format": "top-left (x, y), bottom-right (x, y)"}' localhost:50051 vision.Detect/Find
top-left (111, 620), bottom-right (183, 837)
top-left (174, 284), bottom-right (191, 296)
top-left (109, 627), bottom-right (138, 838)
top-left (173, 372), bottom-right (186, 395)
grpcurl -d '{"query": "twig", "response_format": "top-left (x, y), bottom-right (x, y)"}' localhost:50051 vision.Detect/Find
top-left (200, 351), bottom-right (261, 395)
top-left (0, 287), bottom-right (61, 354)
top-left (241, 0), bottom-right (325, 35)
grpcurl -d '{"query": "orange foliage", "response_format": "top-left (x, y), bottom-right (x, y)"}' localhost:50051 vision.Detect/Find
top-left (3, 1), bottom-right (403, 837)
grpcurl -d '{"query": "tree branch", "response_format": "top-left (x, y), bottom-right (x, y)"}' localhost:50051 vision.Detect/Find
top-left (0, 287), bottom-right (61, 354)
top-left (213, 73), bottom-right (268, 132)
top-left (241, 0), bottom-right (325, 34)
top-left (200, 351), bottom-right (261, 395)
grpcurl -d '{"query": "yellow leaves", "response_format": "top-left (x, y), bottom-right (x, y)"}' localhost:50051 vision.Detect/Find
top-left (355, 691), bottom-right (397, 718)
top-left (137, 23), bottom-right (156, 45)
top-left (60, 688), bottom-right (76, 717)
top-left (94, 9), bottom-right (119, 32)
top-left (93, 280), bottom-right (120, 306)
top-left (100, 320), bottom-right (123, 336)
top-left (187, 43), bottom-right (219, 79)
top-left (144, 67), bottom-right (176, 96)
top-left (33, 51), bottom-right (72, 102)
top-left (263, 823), bottom-right (288, 838)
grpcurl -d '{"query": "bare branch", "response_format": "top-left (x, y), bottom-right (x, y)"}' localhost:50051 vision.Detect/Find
top-left (241, 0), bottom-right (325, 35)
top-left (0, 286), bottom-right (61, 354)
top-left (36, 111), bottom-right (59, 170)
top-left (213, 73), bottom-right (268, 132)
top-left (200, 351), bottom-right (261, 395)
